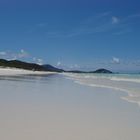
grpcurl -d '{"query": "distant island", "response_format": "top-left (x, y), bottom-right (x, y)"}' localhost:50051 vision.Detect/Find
top-left (67, 69), bottom-right (112, 74)
top-left (90, 69), bottom-right (113, 74)
top-left (0, 59), bottom-right (113, 74)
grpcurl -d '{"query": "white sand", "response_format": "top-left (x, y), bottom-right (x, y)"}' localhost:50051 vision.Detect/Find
top-left (0, 74), bottom-right (140, 140)
top-left (0, 67), bottom-right (56, 76)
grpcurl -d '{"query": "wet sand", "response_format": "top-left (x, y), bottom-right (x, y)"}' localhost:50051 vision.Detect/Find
top-left (0, 74), bottom-right (140, 140)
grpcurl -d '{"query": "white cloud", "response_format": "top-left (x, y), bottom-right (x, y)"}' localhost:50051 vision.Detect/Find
top-left (0, 49), bottom-right (29, 60)
top-left (128, 13), bottom-right (140, 18)
top-left (0, 51), bottom-right (7, 56)
top-left (112, 16), bottom-right (119, 24)
top-left (57, 61), bottom-right (61, 66)
top-left (68, 64), bottom-right (80, 70)
top-left (33, 57), bottom-right (43, 65)
top-left (98, 12), bottom-right (111, 17)
top-left (74, 64), bottom-right (80, 68)
top-left (37, 59), bottom-right (43, 65)
top-left (18, 49), bottom-right (29, 58)
top-left (0, 50), bottom-right (45, 66)
top-left (112, 57), bottom-right (120, 64)
top-left (48, 13), bottom-right (122, 39)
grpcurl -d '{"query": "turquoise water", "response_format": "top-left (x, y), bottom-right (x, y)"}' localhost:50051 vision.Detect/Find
top-left (67, 73), bottom-right (140, 82)
top-left (64, 73), bottom-right (140, 107)
top-left (91, 73), bottom-right (140, 81)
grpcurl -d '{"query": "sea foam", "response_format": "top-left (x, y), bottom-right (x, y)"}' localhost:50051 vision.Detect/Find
top-left (64, 73), bottom-right (140, 107)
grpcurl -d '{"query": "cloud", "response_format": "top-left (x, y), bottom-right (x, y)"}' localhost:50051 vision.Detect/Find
top-left (74, 64), bottom-right (80, 69)
top-left (57, 61), bottom-right (61, 66)
top-left (112, 57), bottom-right (120, 64)
top-left (0, 51), bottom-right (7, 56)
top-left (37, 59), bottom-right (43, 65)
top-left (10, 49), bottom-right (29, 60)
top-left (27, 22), bottom-right (47, 34)
top-left (46, 12), bottom-right (140, 39)
top-left (33, 57), bottom-right (43, 65)
top-left (0, 50), bottom-right (29, 60)
top-left (69, 64), bottom-right (80, 70)
top-left (80, 12), bottom-right (111, 25)
top-left (0, 50), bottom-right (45, 65)
top-left (97, 12), bottom-right (111, 17)
top-left (113, 29), bottom-right (131, 35)
top-left (112, 16), bottom-right (119, 24)
top-left (18, 49), bottom-right (29, 58)
top-left (128, 13), bottom-right (140, 18)
top-left (47, 13), bottom-right (122, 38)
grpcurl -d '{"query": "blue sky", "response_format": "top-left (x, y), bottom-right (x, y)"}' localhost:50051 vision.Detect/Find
top-left (0, 0), bottom-right (140, 72)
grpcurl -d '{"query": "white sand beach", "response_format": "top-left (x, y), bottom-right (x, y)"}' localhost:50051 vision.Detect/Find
top-left (1, 0), bottom-right (139, 139)
top-left (0, 73), bottom-right (140, 140)
top-left (0, 67), bottom-right (56, 76)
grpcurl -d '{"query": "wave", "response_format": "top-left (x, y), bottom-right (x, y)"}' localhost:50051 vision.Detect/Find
top-left (63, 73), bottom-right (140, 83)
top-left (109, 77), bottom-right (140, 83)
top-left (63, 73), bottom-right (140, 107)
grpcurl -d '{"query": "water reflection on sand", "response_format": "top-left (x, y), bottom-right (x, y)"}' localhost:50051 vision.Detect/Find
top-left (0, 74), bottom-right (140, 140)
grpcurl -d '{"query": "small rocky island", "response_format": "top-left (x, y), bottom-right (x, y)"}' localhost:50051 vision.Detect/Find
top-left (91, 68), bottom-right (113, 74)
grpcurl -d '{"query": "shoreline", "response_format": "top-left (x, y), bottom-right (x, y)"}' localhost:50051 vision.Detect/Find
top-left (63, 73), bottom-right (140, 107)
top-left (0, 74), bottom-right (140, 140)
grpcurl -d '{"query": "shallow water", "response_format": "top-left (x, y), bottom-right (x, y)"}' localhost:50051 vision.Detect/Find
top-left (0, 74), bottom-right (140, 140)
top-left (64, 73), bottom-right (140, 107)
